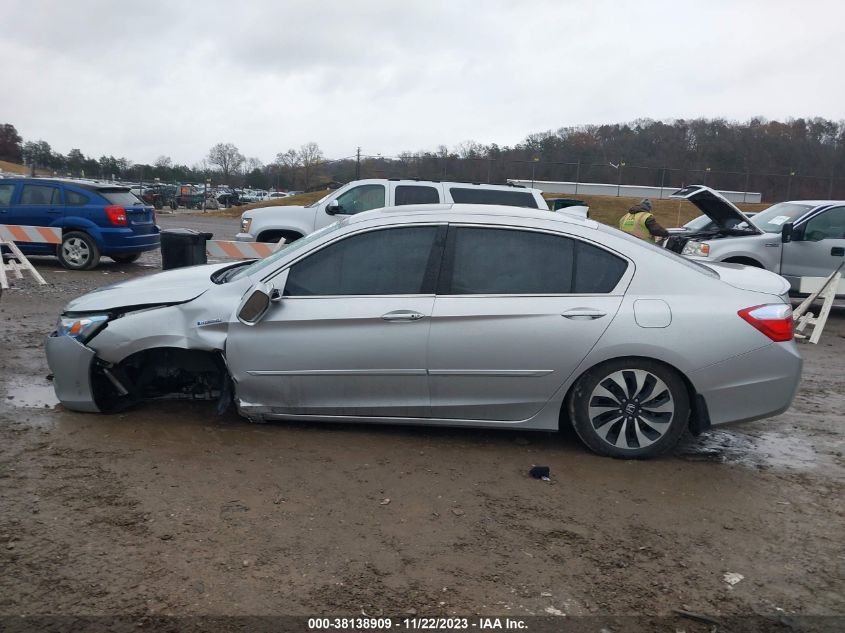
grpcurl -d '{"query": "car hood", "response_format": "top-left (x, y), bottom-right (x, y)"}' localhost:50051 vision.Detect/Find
top-left (670, 185), bottom-right (761, 234)
top-left (700, 261), bottom-right (790, 297)
top-left (65, 262), bottom-right (233, 313)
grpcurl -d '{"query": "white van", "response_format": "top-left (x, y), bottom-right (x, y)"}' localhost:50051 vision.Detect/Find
top-left (236, 178), bottom-right (548, 243)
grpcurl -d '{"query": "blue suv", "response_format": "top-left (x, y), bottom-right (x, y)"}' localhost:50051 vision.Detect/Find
top-left (0, 178), bottom-right (160, 270)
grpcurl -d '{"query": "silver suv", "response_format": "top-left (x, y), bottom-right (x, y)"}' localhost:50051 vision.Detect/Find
top-left (236, 178), bottom-right (548, 243)
top-left (665, 185), bottom-right (845, 294)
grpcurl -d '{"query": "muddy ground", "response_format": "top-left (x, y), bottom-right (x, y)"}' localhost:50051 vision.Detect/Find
top-left (0, 213), bottom-right (843, 629)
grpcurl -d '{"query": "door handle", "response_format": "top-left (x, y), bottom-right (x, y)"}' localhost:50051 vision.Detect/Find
top-left (831, 247), bottom-right (844, 257)
top-left (382, 310), bottom-right (425, 322)
top-left (47, 209), bottom-right (61, 215)
top-left (562, 308), bottom-right (606, 320)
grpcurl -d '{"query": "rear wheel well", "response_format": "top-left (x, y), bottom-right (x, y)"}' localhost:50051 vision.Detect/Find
top-left (92, 347), bottom-right (229, 412)
top-left (560, 356), bottom-right (704, 434)
top-left (723, 256), bottom-right (763, 268)
top-left (257, 229), bottom-right (302, 244)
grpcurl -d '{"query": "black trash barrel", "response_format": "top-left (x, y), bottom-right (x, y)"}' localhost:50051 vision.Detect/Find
top-left (160, 229), bottom-right (213, 270)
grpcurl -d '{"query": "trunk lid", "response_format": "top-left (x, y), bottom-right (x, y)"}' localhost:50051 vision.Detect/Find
top-left (702, 261), bottom-right (790, 297)
top-left (670, 185), bottom-right (761, 234)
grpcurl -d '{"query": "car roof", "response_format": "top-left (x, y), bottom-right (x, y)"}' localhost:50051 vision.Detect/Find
top-left (349, 177), bottom-right (541, 193)
top-left (3, 177), bottom-right (130, 192)
top-left (348, 203), bottom-right (598, 229)
top-left (779, 200), bottom-right (845, 207)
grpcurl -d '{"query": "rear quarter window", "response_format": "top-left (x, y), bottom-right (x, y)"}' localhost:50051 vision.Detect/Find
top-left (65, 190), bottom-right (90, 206)
top-left (449, 187), bottom-right (538, 209)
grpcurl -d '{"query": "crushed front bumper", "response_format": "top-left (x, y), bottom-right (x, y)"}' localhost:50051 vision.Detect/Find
top-left (44, 334), bottom-right (100, 413)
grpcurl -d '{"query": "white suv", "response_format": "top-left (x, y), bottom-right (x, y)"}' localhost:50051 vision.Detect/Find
top-left (236, 178), bottom-right (549, 243)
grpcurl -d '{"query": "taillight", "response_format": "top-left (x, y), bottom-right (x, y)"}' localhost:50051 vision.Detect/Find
top-left (738, 304), bottom-right (793, 342)
top-left (105, 205), bottom-right (128, 226)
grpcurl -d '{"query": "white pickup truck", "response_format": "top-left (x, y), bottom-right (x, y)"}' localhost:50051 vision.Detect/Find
top-left (236, 178), bottom-right (550, 243)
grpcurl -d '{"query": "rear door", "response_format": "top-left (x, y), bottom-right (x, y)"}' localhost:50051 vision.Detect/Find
top-left (427, 225), bottom-right (629, 422)
top-left (6, 183), bottom-right (63, 252)
top-left (781, 205), bottom-right (845, 285)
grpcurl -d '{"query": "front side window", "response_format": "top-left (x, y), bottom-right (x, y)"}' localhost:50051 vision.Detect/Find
top-left (334, 184), bottom-right (385, 215)
top-left (0, 183), bottom-right (15, 206)
top-left (449, 187), bottom-right (538, 209)
top-left (20, 185), bottom-right (61, 205)
top-left (803, 206), bottom-right (845, 241)
top-left (444, 227), bottom-right (627, 295)
top-left (285, 226), bottom-right (439, 296)
top-left (395, 185), bottom-right (440, 206)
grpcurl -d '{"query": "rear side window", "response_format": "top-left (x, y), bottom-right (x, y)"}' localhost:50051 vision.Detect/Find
top-left (20, 184), bottom-right (61, 205)
top-left (449, 187), bottom-right (538, 209)
top-left (65, 190), bottom-right (89, 206)
top-left (0, 183), bottom-right (14, 206)
top-left (98, 189), bottom-right (142, 206)
top-left (285, 226), bottom-right (439, 296)
top-left (395, 185), bottom-right (440, 206)
top-left (443, 227), bottom-right (627, 295)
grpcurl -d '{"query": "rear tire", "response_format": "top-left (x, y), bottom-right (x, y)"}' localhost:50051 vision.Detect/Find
top-left (58, 231), bottom-right (100, 270)
top-left (110, 253), bottom-right (141, 264)
top-left (568, 358), bottom-right (689, 459)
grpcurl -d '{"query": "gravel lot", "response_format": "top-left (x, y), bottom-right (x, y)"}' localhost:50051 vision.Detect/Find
top-left (1, 212), bottom-right (843, 629)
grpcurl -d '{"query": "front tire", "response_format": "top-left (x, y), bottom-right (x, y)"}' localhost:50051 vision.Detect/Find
top-left (568, 359), bottom-right (689, 459)
top-left (58, 231), bottom-right (100, 270)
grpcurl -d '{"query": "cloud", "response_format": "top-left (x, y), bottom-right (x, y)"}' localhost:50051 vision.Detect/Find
top-left (3, 0), bottom-right (843, 165)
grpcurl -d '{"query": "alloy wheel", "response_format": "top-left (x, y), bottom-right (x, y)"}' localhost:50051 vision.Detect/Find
top-left (587, 369), bottom-right (675, 450)
top-left (62, 237), bottom-right (90, 267)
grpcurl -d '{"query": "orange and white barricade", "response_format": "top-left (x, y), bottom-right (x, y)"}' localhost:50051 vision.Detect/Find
top-left (206, 238), bottom-right (285, 260)
top-left (0, 224), bottom-right (59, 289)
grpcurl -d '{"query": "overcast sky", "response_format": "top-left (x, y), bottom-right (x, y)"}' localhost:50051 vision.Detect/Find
top-left (3, 0), bottom-right (843, 166)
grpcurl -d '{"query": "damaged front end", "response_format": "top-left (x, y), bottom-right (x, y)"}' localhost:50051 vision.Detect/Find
top-left (46, 303), bottom-right (233, 414)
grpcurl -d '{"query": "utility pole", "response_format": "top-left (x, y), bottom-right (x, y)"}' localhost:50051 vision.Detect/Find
top-left (574, 160), bottom-right (581, 195)
top-left (356, 147), bottom-right (361, 180)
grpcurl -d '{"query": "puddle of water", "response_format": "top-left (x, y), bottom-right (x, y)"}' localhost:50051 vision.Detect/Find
top-left (2, 377), bottom-right (60, 409)
top-left (677, 429), bottom-right (818, 471)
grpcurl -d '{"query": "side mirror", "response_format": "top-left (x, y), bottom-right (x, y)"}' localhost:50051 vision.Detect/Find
top-left (326, 199), bottom-right (340, 215)
top-left (237, 282), bottom-right (273, 325)
top-left (781, 222), bottom-right (794, 243)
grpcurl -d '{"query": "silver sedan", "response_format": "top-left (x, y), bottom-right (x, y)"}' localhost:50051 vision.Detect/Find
top-left (45, 204), bottom-right (802, 458)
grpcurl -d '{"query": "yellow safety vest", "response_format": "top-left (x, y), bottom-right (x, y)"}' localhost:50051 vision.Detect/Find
top-left (619, 211), bottom-right (658, 243)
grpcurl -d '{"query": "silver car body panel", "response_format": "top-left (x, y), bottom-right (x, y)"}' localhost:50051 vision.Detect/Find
top-left (47, 203), bottom-right (802, 433)
top-left (45, 335), bottom-right (99, 412)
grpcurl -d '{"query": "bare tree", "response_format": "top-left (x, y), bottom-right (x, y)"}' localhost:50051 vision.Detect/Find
top-left (275, 149), bottom-right (301, 188)
top-left (297, 142), bottom-right (324, 190)
top-left (207, 142), bottom-right (245, 184)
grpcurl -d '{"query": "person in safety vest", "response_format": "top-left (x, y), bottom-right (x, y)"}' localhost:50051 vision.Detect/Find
top-left (618, 198), bottom-right (669, 243)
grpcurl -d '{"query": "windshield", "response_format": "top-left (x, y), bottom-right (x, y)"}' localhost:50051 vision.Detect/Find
top-left (230, 221), bottom-right (343, 281)
top-left (306, 191), bottom-right (334, 208)
top-left (751, 202), bottom-right (814, 233)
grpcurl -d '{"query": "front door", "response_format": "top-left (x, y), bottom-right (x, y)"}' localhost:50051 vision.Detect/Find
top-left (7, 183), bottom-right (63, 254)
top-left (428, 226), bottom-right (629, 421)
top-left (226, 224), bottom-right (445, 418)
top-left (781, 205), bottom-right (845, 289)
